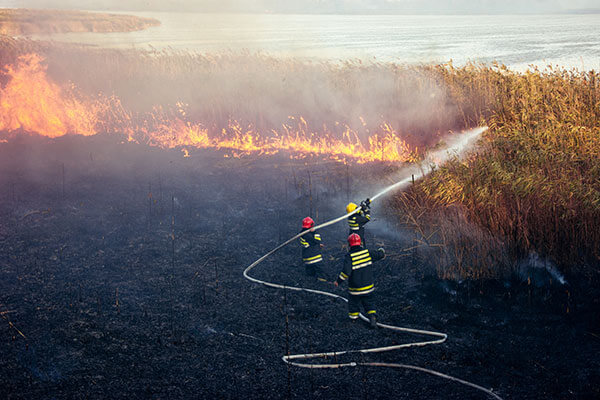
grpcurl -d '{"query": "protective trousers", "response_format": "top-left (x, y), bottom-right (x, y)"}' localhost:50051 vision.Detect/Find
top-left (305, 261), bottom-right (326, 281)
top-left (347, 293), bottom-right (376, 319)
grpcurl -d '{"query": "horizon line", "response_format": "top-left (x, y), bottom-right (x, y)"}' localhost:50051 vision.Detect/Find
top-left (1, 7), bottom-right (600, 16)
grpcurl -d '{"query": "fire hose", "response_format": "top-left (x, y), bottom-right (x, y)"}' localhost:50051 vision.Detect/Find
top-left (243, 127), bottom-right (503, 399)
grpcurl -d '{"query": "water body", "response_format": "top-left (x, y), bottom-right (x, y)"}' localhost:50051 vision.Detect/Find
top-left (25, 12), bottom-right (600, 71)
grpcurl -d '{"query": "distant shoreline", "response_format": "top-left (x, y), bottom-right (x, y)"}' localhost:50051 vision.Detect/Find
top-left (0, 8), bottom-right (160, 36)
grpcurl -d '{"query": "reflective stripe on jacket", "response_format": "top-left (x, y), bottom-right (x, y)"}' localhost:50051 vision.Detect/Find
top-left (336, 245), bottom-right (384, 295)
top-left (299, 229), bottom-right (322, 264)
top-left (348, 209), bottom-right (370, 231)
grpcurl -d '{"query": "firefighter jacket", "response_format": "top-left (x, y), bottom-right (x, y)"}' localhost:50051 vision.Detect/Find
top-left (336, 245), bottom-right (385, 295)
top-left (348, 208), bottom-right (370, 234)
top-left (299, 229), bottom-right (323, 265)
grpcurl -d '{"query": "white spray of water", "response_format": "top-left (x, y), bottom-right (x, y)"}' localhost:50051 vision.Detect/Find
top-left (370, 126), bottom-right (487, 203)
top-left (243, 126), bottom-right (504, 400)
top-left (247, 126), bottom-right (488, 258)
top-left (313, 126), bottom-right (487, 234)
top-left (348, 126), bottom-right (487, 246)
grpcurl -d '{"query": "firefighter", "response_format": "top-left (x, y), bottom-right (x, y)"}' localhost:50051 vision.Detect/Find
top-left (346, 198), bottom-right (371, 246)
top-left (334, 233), bottom-right (385, 328)
top-left (299, 217), bottom-right (327, 282)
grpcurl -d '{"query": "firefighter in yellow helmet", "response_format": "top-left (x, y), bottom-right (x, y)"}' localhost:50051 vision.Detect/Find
top-left (334, 233), bottom-right (385, 328)
top-left (346, 198), bottom-right (371, 246)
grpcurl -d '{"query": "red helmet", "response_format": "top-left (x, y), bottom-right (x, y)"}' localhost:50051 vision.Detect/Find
top-left (302, 217), bottom-right (314, 229)
top-left (348, 233), bottom-right (361, 247)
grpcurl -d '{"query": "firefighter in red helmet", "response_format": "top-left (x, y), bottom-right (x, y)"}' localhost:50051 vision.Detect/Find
top-left (299, 217), bottom-right (327, 282)
top-left (335, 233), bottom-right (385, 328)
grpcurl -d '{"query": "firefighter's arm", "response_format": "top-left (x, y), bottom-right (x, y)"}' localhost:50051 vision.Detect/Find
top-left (355, 214), bottom-right (370, 225)
top-left (357, 208), bottom-right (370, 223)
top-left (335, 256), bottom-right (351, 286)
top-left (363, 210), bottom-right (371, 222)
top-left (298, 236), bottom-right (308, 248)
top-left (371, 247), bottom-right (385, 262)
top-left (305, 231), bottom-right (321, 245)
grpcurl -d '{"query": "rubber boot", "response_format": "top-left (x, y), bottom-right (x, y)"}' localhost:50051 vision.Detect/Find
top-left (369, 314), bottom-right (377, 329)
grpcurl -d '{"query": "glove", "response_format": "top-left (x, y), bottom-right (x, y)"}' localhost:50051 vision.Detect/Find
top-left (360, 201), bottom-right (369, 212)
top-left (378, 247), bottom-right (385, 258)
top-left (363, 198), bottom-right (371, 208)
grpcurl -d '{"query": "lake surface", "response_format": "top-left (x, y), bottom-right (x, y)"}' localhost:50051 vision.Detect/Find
top-left (26, 12), bottom-right (600, 71)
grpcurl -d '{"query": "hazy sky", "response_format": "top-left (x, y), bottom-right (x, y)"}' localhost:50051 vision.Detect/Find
top-left (1, 0), bottom-right (599, 14)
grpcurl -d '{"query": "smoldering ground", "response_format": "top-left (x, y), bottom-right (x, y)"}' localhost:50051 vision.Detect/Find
top-left (1, 38), bottom-right (599, 399)
top-left (1, 135), bottom-right (599, 399)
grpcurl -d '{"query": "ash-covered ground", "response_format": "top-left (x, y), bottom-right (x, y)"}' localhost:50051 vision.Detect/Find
top-left (0, 135), bottom-right (599, 399)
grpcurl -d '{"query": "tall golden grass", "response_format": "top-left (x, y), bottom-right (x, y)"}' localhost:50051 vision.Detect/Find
top-left (1, 37), bottom-right (598, 277)
top-left (404, 63), bottom-right (600, 277)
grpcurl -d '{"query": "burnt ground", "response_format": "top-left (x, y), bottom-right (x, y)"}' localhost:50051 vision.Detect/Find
top-left (0, 134), bottom-right (599, 400)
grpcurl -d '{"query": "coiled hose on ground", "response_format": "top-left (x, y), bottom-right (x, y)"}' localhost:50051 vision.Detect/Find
top-left (243, 127), bottom-right (503, 399)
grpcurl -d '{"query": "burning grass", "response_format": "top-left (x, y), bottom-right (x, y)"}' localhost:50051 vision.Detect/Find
top-left (1, 137), bottom-right (596, 399)
top-left (1, 39), bottom-right (599, 398)
top-left (0, 47), bottom-right (424, 163)
top-left (1, 36), bottom-right (598, 278)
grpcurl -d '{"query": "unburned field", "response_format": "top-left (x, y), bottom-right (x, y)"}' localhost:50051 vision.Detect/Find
top-left (1, 136), bottom-right (599, 399)
top-left (0, 9), bottom-right (159, 36)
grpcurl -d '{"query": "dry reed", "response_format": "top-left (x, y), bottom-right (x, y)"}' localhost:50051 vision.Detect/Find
top-left (1, 37), bottom-right (598, 278)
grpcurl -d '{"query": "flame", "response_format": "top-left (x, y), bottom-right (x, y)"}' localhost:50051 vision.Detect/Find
top-left (0, 54), bottom-right (415, 163)
top-left (0, 54), bottom-right (98, 138)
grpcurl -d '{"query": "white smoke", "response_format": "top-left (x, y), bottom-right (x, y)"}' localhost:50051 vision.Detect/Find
top-left (518, 252), bottom-right (567, 286)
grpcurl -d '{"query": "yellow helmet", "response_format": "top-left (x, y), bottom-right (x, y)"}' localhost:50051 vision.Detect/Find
top-left (346, 202), bottom-right (357, 213)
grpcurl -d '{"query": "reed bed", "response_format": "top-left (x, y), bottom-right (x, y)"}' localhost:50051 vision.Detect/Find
top-left (408, 63), bottom-right (600, 278)
top-left (1, 37), bottom-right (598, 278)
top-left (0, 37), bottom-right (460, 149)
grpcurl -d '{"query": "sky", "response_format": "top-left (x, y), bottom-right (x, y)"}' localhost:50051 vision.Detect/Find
top-left (1, 0), bottom-right (599, 14)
